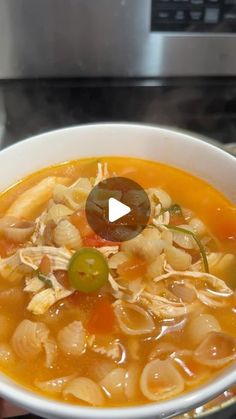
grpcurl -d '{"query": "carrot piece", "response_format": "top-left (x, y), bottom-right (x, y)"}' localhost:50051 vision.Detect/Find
top-left (87, 297), bottom-right (116, 334)
top-left (39, 255), bottom-right (51, 276)
top-left (54, 270), bottom-right (70, 289)
top-left (117, 256), bottom-right (147, 280)
top-left (83, 233), bottom-right (120, 248)
top-left (70, 211), bottom-right (93, 237)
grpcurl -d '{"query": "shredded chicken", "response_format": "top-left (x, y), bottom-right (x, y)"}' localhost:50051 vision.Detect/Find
top-left (98, 246), bottom-right (119, 258)
top-left (140, 292), bottom-right (199, 318)
top-left (24, 277), bottom-right (45, 293)
top-left (153, 270), bottom-right (233, 296)
top-left (31, 211), bottom-right (47, 245)
top-left (19, 246), bottom-right (72, 271)
top-left (94, 162), bottom-right (109, 185)
top-left (0, 246), bottom-right (72, 281)
top-left (109, 267), bottom-right (233, 318)
top-left (27, 287), bottom-right (72, 315)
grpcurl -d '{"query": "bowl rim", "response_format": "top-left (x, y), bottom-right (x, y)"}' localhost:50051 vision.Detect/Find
top-left (1, 121), bottom-right (236, 163)
top-left (0, 122), bottom-right (235, 418)
top-left (1, 362), bottom-right (235, 419)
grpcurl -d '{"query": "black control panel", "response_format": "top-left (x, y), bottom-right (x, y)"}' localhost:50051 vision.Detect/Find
top-left (151, 0), bottom-right (236, 32)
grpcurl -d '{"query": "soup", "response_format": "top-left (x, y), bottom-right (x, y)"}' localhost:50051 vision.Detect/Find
top-left (0, 156), bottom-right (235, 408)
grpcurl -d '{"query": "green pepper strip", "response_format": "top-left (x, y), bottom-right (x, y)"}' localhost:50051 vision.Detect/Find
top-left (37, 272), bottom-right (53, 288)
top-left (164, 224), bottom-right (209, 273)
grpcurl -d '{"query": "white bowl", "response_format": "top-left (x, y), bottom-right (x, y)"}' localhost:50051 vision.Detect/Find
top-left (0, 123), bottom-right (235, 419)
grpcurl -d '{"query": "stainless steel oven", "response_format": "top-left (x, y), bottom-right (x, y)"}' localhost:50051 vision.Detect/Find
top-left (0, 0), bottom-right (236, 78)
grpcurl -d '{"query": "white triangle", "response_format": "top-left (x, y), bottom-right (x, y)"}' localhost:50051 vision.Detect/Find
top-left (108, 198), bottom-right (131, 223)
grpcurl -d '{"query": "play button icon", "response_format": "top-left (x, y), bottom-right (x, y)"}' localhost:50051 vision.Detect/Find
top-left (85, 177), bottom-right (151, 242)
top-left (108, 198), bottom-right (131, 223)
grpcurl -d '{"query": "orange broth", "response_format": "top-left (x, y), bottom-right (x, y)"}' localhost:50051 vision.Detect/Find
top-left (0, 157), bottom-right (235, 408)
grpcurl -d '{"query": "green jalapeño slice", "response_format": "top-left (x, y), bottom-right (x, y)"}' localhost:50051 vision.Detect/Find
top-left (68, 247), bottom-right (109, 293)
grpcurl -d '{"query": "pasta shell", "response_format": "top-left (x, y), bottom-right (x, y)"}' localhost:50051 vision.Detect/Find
top-left (88, 335), bottom-right (124, 362)
top-left (53, 220), bottom-right (82, 250)
top-left (187, 314), bottom-right (221, 346)
top-left (99, 367), bottom-right (126, 401)
top-left (44, 336), bottom-right (58, 368)
top-left (0, 217), bottom-right (35, 243)
top-left (46, 204), bottom-right (73, 224)
top-left (0, 216), bottom-right (19, 229)
top-left (189, 218), bottom-right (207, 236)
top-left (146, 254), bottom-right (165, 279)
top-left (63, 377), bottom-right (105, 406)
top-left (140, 359), bottom-right (184, 401)
top-left (172, 350), bottom-right (209, 386)
top-left (149, 342), bottom-right (179, 361)
top-left (127, 278), bottom-right (145, 303)
top-left (148, 188), bottom-right (172, 209)
top-left (194, 332), bottom-right (236, 368)
top-left (161, 230), bottom-right (173, 245)
top-left (4, 224), bottom-right (35, 243)
top-left (121, 228), bottom-right (163, 262)
top-left (114, 302), bottom-right (155, 335)
top-left (165, 246), bottom-right (192, 271)
top-left (12, 320), bottom-right (49, 360)
top-left (0, 343), bottom-right (15, 364)
top-left (124, 363), bottom-right (141, 401)
top-left (169, 283), bottom-right (197, 303)
top-left (109, 252), bottom-right (129, 269)
top-left (208, 253), bottom-right (236, 289)
top-left (173, 225), bottom-right (195, 250)
top-left (87, 359), bottom-right (115, 382)
top-left (36, 375), bottom-right (75, 395)
top-left (57, 321), bottom-right (87, 356)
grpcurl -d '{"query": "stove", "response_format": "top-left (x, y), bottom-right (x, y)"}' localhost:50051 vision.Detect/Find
top-left (1, 78), bottom-right (236, 149)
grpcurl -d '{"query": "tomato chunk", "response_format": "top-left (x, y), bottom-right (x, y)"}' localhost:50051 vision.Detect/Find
top-left (39, 255), bottom-right (51, 276)
top-left (87, 297), bottom-right (116, 334)
top-left (70, 210), bottom-right (93, 237)
top-left (54, 270), bottom-right (70, 289)
top-left (83, 233), bottom-right (120, 248)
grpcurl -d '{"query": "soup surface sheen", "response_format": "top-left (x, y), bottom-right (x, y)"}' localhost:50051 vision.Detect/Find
top-left (0, 156), bottom-right (235, 409)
